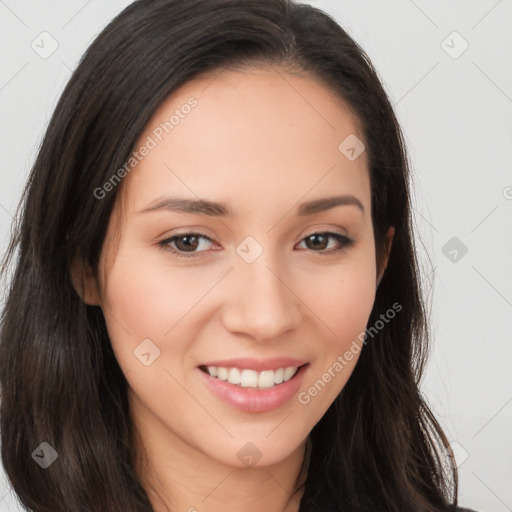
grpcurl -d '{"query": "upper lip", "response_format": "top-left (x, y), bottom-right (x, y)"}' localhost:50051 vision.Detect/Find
top-left (198, 357), bottom-right (309, 372)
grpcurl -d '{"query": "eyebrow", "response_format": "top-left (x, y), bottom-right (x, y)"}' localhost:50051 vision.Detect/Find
top-left (137, 194), bottom-right (365, 217)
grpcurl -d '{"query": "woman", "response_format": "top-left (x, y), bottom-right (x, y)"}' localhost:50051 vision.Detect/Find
top-left (0, 1), bottom-right (477, 511)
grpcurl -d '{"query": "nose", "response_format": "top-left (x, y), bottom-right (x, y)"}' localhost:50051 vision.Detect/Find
top-left (221, 250), bottom-right (302, 343)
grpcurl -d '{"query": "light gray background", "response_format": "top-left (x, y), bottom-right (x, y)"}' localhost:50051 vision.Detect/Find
top-left (1, 1), bottom-right (511, 511)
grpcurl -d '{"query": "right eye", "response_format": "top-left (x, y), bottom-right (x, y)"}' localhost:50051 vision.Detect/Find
top-left (157, 232), bottom-right (217, 258)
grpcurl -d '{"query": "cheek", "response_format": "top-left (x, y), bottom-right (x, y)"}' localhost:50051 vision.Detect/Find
top-left (99, 250), bottom-right (211, 369)
top-left (302, 256), bottom-right (376, 345)
top-left (330, 280), bottom-right (375, 347)
top-left (297, 251), bottom-right (376, 407)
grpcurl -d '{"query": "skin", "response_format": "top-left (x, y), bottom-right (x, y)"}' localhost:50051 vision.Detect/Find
top-left (76, 66), bottom-right (394, 512)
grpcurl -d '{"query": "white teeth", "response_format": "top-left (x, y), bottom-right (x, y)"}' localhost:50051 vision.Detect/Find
top-left (240, 369), bottom-right (258, 388)
top-left (204, 365), bottom-right (300, 388)
top-left (283, 367), bottom-right (297, 381)
top-left (258, 370), bottom-right (275, 388)
top-left (228, 367), bottom-right (241, 385)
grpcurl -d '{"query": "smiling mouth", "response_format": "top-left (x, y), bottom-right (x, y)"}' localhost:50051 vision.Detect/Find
top-left (198, 363), bottom-right (309, 389)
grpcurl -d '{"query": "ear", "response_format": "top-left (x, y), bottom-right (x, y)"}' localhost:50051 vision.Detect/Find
top-left (376, 226), bottom-right (395, 288)
top-left (70, 256), bottom-right (101, 306)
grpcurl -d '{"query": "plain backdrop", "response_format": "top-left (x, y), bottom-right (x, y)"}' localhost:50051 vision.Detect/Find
top-left (1, 1), bottom-right (511, 511)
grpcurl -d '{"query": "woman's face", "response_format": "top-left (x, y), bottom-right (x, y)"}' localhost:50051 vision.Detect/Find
top-left (87, 66), bottom-right (393, 469)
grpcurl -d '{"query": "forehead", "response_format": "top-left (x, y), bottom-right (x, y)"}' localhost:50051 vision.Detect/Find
top-left (119, 66), bottom-right (370, 220)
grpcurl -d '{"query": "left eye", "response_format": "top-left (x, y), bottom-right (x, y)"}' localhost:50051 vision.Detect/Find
top-left (296, 232), bottom-right (355, 253)
top-left (158, 231), bottom-right (355, 258)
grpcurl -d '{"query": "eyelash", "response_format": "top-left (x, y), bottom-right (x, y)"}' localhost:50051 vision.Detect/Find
top-left (157, 230), bottom-right (356, 259)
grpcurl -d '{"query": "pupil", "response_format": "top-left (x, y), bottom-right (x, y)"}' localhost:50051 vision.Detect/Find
top-left (308, 234), bottom-right (327, 250)
top-left (177, 235), bottom-right (198, 251)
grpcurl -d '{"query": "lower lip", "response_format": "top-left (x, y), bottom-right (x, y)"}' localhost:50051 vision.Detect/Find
top-left (197, 364), bottom-right (309, 413)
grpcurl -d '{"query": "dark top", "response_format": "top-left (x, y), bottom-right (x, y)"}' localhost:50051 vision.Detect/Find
top-left (306, 484), bottom-right (478, 512)
top-left (310, 500), bottom-right (478, 512)
top-left (309, 500), bottom-right (477, 512)
top-left (311, 502), bottom-right (478, 512)
top-left (309, 489), bottom-right (478, 512)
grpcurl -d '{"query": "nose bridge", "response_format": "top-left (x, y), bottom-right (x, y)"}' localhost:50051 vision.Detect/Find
top-left (222, 236), bottom-right (301, 342)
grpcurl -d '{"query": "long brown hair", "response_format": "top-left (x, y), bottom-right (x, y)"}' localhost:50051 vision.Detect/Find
top-left (0, 1), bottom-right (457, 510)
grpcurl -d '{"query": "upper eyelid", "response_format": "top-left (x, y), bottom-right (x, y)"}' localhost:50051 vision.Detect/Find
top-left (159, 230), bottom-right (353, 253)
top-left (161, 229), bottom-right (349, 243)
